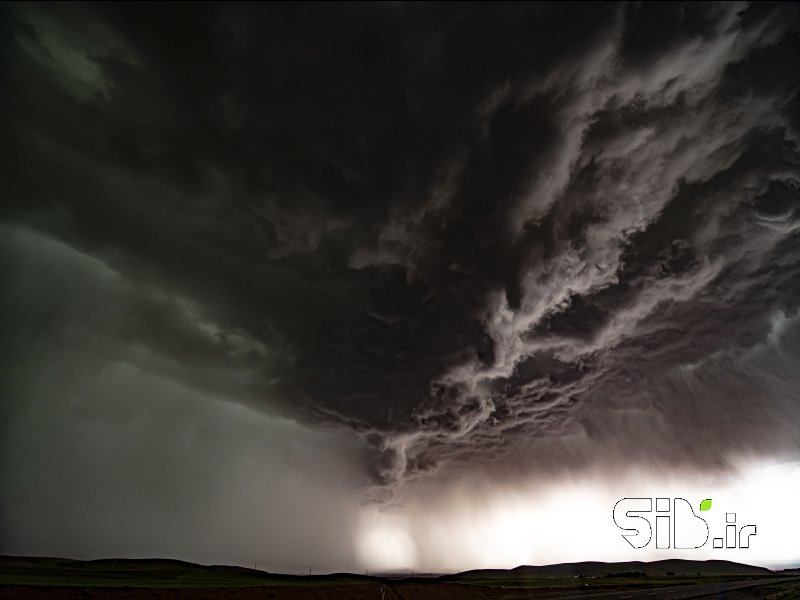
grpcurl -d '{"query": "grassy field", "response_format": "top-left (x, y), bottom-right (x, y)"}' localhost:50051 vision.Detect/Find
top-left (762, 580), bottom-right (800, 599)
top-left (0, 556), bottom-right (790, 595)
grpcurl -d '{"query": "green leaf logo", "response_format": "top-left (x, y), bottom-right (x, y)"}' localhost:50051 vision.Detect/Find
top-left (700, 498), bottom-right (712, 511)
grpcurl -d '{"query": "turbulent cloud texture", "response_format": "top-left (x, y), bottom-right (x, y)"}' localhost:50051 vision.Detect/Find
top-left (2, 0), bottom-right (800, 556)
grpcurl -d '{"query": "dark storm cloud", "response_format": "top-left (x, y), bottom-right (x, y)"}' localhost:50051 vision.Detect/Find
top-left (2, 0), bottom-right (800, 509)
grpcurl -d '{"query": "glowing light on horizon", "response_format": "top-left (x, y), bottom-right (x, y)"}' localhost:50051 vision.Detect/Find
top-left (355, 459), bottom-right (800, 571)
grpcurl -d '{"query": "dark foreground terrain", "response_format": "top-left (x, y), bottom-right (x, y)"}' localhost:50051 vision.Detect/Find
top-left (1, 557), bottom-right (799, 599)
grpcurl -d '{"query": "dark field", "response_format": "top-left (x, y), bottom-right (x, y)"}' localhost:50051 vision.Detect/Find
top-left (2, 557), bottom-right (800, 599)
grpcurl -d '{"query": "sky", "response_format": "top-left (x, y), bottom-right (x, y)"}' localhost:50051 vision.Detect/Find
top-left (1, 1), bottom-right (800, 573)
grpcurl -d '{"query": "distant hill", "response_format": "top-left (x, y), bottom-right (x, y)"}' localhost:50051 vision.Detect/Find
top-left (444, 559), bottom-right (773, 580)
top-left (0, 556), bottom-right (221, 572)
top-left (0, 555), bottom-right (775, 588)
top-left (0, 555), bottom-right (380, 588)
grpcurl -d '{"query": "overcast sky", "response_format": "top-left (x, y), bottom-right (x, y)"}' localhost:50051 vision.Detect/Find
top-left (1, 1), bottom-right (800, 572)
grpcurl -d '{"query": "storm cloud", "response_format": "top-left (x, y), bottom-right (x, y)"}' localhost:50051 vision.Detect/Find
top-left (1, 1), bottom-right (800, 566)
